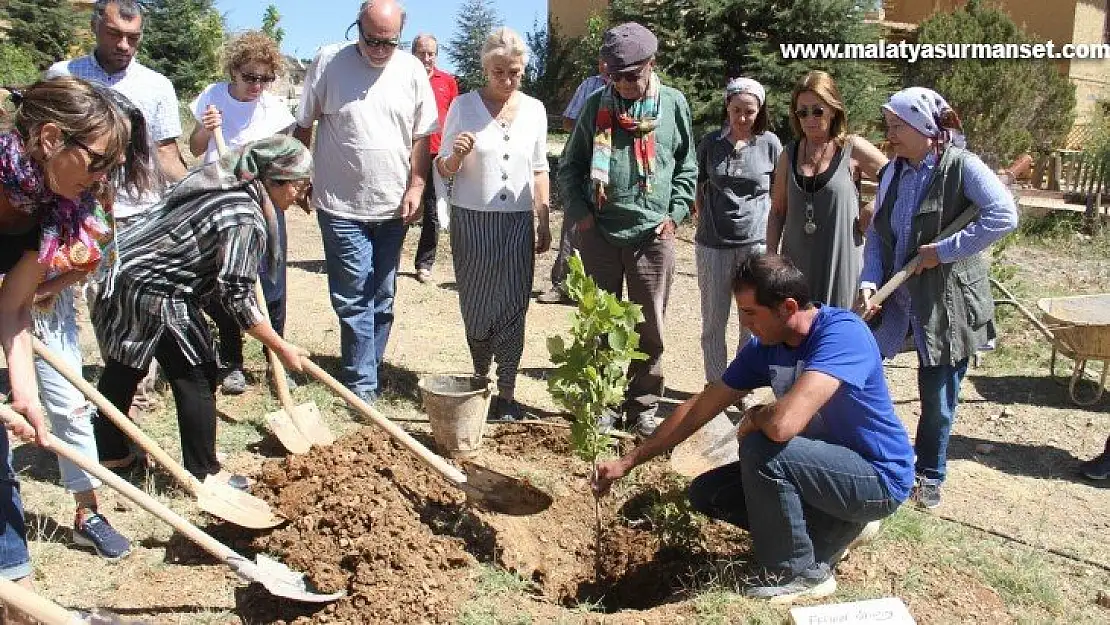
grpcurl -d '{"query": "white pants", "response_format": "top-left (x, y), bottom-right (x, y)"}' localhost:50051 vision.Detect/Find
top-left (695, 243), bottom-right (763, 383)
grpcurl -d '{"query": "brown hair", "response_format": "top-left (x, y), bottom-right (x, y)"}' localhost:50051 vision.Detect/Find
top-left (725, 91), bottom-right (770, 135)
top-left (789, 70), bottom-right (848, 144)
top-left (222, 31), bottom-right (285, 79)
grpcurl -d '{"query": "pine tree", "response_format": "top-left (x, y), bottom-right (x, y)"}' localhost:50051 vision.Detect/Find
top-left (522, 18), bottom-right (576, 110)
top-left (4, 0), bottom-right (80, 71)
top-left (261, 4), bottom-right (285, 48)
top-left (139, 0), bottom-right (226, 98)
top-left (609, 0), bottom-right (894, 140)
top-left (0, 43), bottom-right (39, 87)
top-left (447, 0), bottom-right (502, 92)
top-left (906, 0), bottom-right (1075, 165)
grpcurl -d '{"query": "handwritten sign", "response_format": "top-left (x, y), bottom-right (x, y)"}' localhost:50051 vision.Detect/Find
top-left (789, 597), bottom-right (915, 625)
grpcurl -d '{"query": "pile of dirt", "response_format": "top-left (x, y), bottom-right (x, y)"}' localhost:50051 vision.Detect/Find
top-left (243, 429), bottom-right (479, 624)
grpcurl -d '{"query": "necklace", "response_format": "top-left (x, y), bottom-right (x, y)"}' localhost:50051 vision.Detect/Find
top-left (481, 90), bottom-right (516, 129)
top-left (801, 137), bottom-right (831, 235)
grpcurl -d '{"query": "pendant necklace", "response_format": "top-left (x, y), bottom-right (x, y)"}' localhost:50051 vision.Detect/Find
top-left (802, 137), bottom-right (830, 235)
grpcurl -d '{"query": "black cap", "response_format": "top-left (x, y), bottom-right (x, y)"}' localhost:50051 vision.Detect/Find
top-left (600, 22), bottom-right (658, 72)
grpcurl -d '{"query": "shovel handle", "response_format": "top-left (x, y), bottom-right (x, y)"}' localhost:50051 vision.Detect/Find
top-left (866, 206), bottom-right (980, 309)
top-left (299, 358), bottom-right (468, 485)
top-left (31, 337), bottom-right (204, 497)
top-left (254, 281), bottom-right (296, 410)
top-left (212, 121), bottom-right (229, 158)
top-left (0, 577), bottom-right (81, 625)
top-left (0, 405), bottom-right (240, 567)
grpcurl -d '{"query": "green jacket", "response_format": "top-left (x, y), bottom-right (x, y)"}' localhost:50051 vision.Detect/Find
top-left (557, 85), bottom-right (697, 246)
top-left (873, 146), bottom-right (995, 366)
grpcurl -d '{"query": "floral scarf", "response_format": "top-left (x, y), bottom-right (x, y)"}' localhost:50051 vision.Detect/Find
top-left (590, 72), bottom-right (661, 208)
top-left (0, 132), bottom-right (112, 273)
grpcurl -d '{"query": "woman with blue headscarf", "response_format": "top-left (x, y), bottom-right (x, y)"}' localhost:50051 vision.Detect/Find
top-left (858, 87), bottom-right (1018, 509)
top-left (90, 135), bottom-right (312, 488)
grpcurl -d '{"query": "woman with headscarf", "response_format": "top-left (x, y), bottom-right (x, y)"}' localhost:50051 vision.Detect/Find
top-left (767, 70), bottom-right (888, 310)
top-left (694, 77), bottom-right (782, 385)
top-left (0, 76), bottom-right (158, 567)
top-left (90, 135), bottom-right (312, 489)
top-left (858, 87), bottom-right (1018, 509)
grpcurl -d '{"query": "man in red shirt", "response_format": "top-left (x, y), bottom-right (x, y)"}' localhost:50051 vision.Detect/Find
top-left (411, 33), bottom-right (459, 283)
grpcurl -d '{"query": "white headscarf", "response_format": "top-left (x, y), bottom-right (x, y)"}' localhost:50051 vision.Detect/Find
top-left (725, 77), bottom-right (765, 107)
top-left (882, 87), bottom-right (966, 148)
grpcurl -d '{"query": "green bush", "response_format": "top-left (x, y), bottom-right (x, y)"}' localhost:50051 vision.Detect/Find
top-left (905, 0), bottom-right (1075, 167)
top-left (0, 44), bottom-right (39, 88)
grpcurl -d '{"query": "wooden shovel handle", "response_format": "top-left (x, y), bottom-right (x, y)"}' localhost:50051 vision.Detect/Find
top-left (212, 121), bottom-right (229, 158)
top-left (299, 358), bottom-right (468, 484)
top-left (0, 405), bottom-right (240, 567)
top-left (254, 281), bottom-right (295, 411)
top-left (867, 207), bottom-right (980, 308)
top-left (30, 337), bottom-right (203, 497)
top-left (0, 577), bottom-right (80, 625)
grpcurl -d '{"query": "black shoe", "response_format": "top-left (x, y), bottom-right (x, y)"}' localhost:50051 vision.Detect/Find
top-left (913, 476), bottom-right (942, 509)
top-left (73, 512), bottom-right (132, 561)
top-left (221, 368), bottom-right (247, 395)
top-left (536, 286), bottom-right (573, 305)
top-left (488, 397), bottom-right (525, 423)
top-left (1080, 452), bottom-right (1110, 480)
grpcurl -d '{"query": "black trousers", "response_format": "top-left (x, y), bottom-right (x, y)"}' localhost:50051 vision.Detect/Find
top-left (205, 296), bottom-right (285, 369)
top-left (94, 334), bottom-right (221, 479)
top-left (414, 157), bottom-right (439, 271)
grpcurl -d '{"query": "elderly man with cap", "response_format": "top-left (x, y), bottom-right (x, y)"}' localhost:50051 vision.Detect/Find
top-left (558, 22), bottom-right (697, 437)
top-left (694, 77), bottom-right (782, 387)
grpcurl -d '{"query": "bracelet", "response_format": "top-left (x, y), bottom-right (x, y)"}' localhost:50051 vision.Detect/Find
top-left (440, 155), bottom-right (461, 176)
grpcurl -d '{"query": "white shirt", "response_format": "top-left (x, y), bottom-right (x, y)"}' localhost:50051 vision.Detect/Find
top-left (438, 91), bottom-right (548, 213)
top-left (190, 83), bottom-right (296, 164)
top-left (46, 55), bottom-right (182, 219)
top-left (297, 44), bottom-right (439, 222)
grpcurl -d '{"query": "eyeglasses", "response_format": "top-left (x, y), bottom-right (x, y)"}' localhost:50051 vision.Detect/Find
top-left (795, 106), bottom-right (827, 119)
top-left (65, 133), bottom-right (115, 173)
top-left (239, 72), bottom-right (276, 85)
top-left (607, 65), bottom-right (648, 83)
top-left (357, 22), bottom-right (400, 49)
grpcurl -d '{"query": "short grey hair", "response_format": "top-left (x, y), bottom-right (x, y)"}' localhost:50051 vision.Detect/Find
top-left (91, 0), bottom-right (144, 29)
top-left (358, 1), bottom-right (408, 30)
top-left (411, 33), bottom-right (437, 54)
top-left (481, 27), bottom-right (529, 69)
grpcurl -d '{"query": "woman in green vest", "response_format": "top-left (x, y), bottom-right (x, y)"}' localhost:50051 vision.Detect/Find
top-left (857, 87), bottom-right (1018, 509)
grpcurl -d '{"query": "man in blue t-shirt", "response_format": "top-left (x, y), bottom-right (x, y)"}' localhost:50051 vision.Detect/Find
top-left (595, 254), bottom-right (915, 603)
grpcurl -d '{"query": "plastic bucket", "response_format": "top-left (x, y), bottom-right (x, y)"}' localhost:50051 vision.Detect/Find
top-left (419, 374), bottom-right (492, 459)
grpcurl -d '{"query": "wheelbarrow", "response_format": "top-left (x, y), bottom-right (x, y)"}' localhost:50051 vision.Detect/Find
top-left (993, 280), bottom-right (1110, 406)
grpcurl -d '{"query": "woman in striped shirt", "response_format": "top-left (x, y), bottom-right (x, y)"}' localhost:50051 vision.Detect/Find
top-left (90, 135), bottom-right (312, 487)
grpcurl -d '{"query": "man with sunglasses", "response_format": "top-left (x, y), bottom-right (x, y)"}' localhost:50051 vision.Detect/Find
top-left (558, 22), bottom-right (697, 437)
top-left (294, 0), bottom-right (438, 404)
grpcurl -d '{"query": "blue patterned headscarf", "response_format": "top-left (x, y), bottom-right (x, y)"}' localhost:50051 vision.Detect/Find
top-left (882, 87), bottom-right (966, 149)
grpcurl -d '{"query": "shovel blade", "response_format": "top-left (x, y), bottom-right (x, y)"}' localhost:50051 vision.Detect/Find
top-left (266, 409), bottom-right (313, 455)
top-left (198, 476), bottom-right (284, 529)
top-left (460, 462), bottom-right (553, 516)
top-left (288, 402), bottom-right (334, 447)
top-left (253, 554), bottom-right (346, 603)
top-left (670, 413), bottom-right (740, 478)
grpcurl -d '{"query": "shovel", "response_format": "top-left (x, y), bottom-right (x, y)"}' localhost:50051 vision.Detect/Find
top-left (0, 576), bottom-right (83, 624)
top-left (31, 338), bottom-right (283, 530)
top-left (298, 357), bottom-right (552, 516)
top-left (255, 282), bottom-right (333, 454)
top-left (0, 406), bottom-right (343, 604)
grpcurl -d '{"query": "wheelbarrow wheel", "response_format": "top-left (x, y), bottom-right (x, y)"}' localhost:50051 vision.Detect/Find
top-left (1067, 358), bottom-right (1108, 407)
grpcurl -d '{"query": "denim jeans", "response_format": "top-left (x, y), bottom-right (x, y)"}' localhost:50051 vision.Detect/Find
top-left (688, 432), bottom-right (900, 576)
top-left (916, 358), bottom-right (969, 482)
top-left (0, 430), bottom-right (30, 580)
top-left (317, 211), bottom-right (407, 397)
top-left (33, 287), bottom-right (100, 493)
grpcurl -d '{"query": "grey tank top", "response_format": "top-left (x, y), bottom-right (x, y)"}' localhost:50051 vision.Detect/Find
top-left (781, 139), bottom-right (863, 310)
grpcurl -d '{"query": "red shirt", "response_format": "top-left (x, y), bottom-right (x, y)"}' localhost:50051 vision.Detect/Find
top-left (428, 67), bottom-right (459, 154)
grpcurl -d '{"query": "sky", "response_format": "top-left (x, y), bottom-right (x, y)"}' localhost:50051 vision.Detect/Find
top-left (214, 0), bottom-right (549, 72)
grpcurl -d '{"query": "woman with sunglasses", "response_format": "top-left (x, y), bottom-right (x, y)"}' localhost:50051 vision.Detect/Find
top-left (90, 136), bottom-right (312, 489)
top-left (0, 75), bottom-right (156, 590)
top-left (188, 31), bottom-right (297, 395)
top-left (694, 77), bottom-right (782, 386)
top-left (858, 88), bottom-right (1017, 509)
top-left (768, 70), bottom-right (887, 310)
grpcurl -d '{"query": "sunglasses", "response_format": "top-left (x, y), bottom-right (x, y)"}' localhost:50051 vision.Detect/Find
top-left (239, 72), bottom-right (276, 85)
top-left (356, 22), bottom-right (400, 49)
top-left (607, 65), bottom-right (647, 83)
top-left (795, 106), bottom-right (827, 119)
top-left (65, 133), bottom-right (115, 173)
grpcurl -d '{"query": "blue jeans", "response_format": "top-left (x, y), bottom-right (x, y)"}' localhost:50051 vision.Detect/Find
top-left (916, 358), bottom-right (969, 482)
top-left (0, 435), bottom-right (30, 580)
top-left (688, 432), bottom-right (900, 576)
top-left (33, 287), bottom-right (100, 493)
top-left (317, 211), bottom-right (407, 397)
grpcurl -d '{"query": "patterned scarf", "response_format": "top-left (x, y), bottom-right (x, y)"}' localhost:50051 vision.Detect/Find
top-left (591, 72), bottom-right (661, 208)
top-left (0, 132), bottom-right (112, 273)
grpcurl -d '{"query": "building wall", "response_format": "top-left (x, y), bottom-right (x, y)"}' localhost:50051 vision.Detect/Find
top-left (1069, 0), bottom-right (1110, 123)
top-left (549, 0), bottom-right (609, 39)
top-left (884, 0), bottom-right (1079, 44)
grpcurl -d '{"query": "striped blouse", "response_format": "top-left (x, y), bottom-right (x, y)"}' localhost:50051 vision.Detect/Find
top-left (91, 173), bottom-right (267, 369)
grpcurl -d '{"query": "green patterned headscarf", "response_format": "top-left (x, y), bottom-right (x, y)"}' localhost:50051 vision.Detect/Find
top-left (221, 135), bottom-right (313, 183)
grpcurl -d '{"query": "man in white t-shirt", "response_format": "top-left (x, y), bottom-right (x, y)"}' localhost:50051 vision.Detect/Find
top-left (294, 0), bottom-right (438, 402)
top-left (47, 0), bottom-right (188, 220)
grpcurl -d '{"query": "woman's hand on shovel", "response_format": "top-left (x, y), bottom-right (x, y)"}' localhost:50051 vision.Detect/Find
top-left (0, 401), bottom-right (41, 445)
top-left (275, 339), bottom-right (310, 373)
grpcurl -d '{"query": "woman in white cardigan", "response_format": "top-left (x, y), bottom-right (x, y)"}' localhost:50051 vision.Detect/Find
top-left (435, 27), bottom-right (552, 422)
